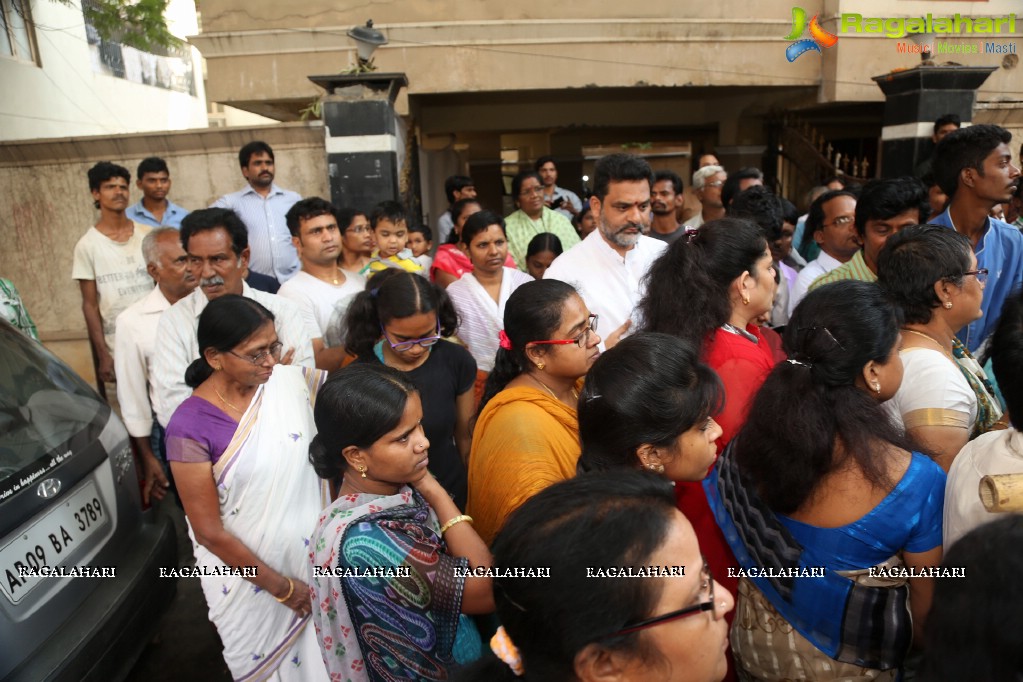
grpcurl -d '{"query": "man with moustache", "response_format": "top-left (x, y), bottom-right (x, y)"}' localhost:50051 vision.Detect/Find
top-left (213, 141), bottom-right (302, 285)
top-left (788, 190), bottom-right (859, 316)
top-left (544, 153), bottom-right (666, 347)
top-left (115, 228), bottom-right (198, 504)
top-left (150, 208), bottom-right (314, 428)
top-left (278, 197), bottom-right (365, 371)
top-left (930, 124), bottom-right (1023, 352)
top-left (649, 170), bottom-right (685, 244)
top-left (73, 161), bottom-right (155, 384)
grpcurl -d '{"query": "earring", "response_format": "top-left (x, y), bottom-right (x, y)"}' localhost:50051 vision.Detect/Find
top-left (873, 381), bottom-right (881, 395)
top-left (358, 465), bottom-right (367, 478)
top-left (535, 362), bottom-right (545, 371)
top-left (944, 301), bottom-right (953, 309)
top-left (742, 295), bottom-right (750, 305)
top-left (213, 365), bottom-right (222, 371)
top-left (647, 463), bottom-right (665, 474)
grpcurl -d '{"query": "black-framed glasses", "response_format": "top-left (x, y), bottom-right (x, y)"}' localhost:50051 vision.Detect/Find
top-left (529, 314), bottom-right (599, 349)
top-left (229, 341), bottom-right (283, 365)
top-left (963, 268), bottom-right (989, 285)
top-left (597, 558), bottom-right (715, 640)
top-left (381, 322), bottom-right (442, 352)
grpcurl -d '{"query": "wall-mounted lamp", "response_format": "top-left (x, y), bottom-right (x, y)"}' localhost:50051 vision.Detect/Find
top-left (347, 20), bottom-right (388, 71)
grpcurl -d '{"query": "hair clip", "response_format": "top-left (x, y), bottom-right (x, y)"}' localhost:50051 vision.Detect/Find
top-left (369, 287), bottom-right (380, 298)
top-left (786, 358), bottom-right (812, 368)
top-left (498, 329), bottom-right (513, 351)
top-left (684, 226), bottom-right (700, 243)
top-left (490, 626), bottom-right (524, 677)
top-left (798, 325), bottom-right (846, 352)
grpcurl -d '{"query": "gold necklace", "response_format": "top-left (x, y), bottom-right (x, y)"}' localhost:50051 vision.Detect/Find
top-left (531, 374), bottom-right (579, 402)
top-left (901, 328), bottom-right (956, 362)
top-left (214, 387), bottom-right (243, 413)
top-left (314, 267), bottom-right (342, 285)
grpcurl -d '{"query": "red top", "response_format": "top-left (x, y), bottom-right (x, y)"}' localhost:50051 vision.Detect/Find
top-left (676, 324), bottom-right (780, 677)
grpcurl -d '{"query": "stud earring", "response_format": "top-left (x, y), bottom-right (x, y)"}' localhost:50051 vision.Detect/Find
top-left (944, 301), bottom-right (953, 310)
top-left (535, 362), bottom-right (545, 371)
top-left (358, 465), bottom-right (367, 478)
top-left (742, 295), bottom-right (750, 305)
top-left (873, 382), bottom-right (881, 395)
top-left (647, 463), bottom-right (665, 474)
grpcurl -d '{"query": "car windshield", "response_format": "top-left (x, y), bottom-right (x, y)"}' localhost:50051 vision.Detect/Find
top-left (0, 323), bottom-right (105, 500)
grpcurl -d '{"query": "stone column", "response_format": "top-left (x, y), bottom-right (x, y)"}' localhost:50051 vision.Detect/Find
top-left (308, 73), bottom-right (417, 219)
top-left (871, 66), bottom-right (996, 178)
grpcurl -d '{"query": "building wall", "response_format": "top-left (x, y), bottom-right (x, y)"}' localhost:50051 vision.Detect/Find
top-left (0, 0), bottom-right (208, 141)
top-left (0, 123), bottom-right (327, 381)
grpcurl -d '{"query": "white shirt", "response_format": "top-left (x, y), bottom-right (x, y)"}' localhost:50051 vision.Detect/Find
top-left (944, 428), bottom-right (1023, 548)
top-left (151, 283), bottom-right (315, 427)
top-left (276, 270), bottom-right (365, 342)
top-left (544, 231), bottom-right (667, 341)
top-left (114, 286), bottom-right (171, 438)
top-left (788, 250), bottom-right (844, 316)
top-left (447, 268), bottom-right (534, 371)
top-left (71, 223), bottom-right (154, 352)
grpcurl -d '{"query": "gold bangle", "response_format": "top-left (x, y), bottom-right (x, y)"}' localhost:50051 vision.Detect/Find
top-left (274, 577), bottom-right (294, 603)
top-left (439, 515), bottom-right (473, 534)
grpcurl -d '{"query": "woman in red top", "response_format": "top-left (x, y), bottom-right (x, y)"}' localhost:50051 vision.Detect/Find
top-left (639, 217), bottom-right (778, 681)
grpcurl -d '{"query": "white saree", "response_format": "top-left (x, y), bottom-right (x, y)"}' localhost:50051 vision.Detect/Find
top-left (447, 267), bottom-right (533, 372)
top-left (188, 365), bottom-right (330, 682)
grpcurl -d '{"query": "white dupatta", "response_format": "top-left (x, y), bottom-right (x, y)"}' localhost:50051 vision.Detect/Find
top-left (189, 365), bottom-right (330, 682)
top-left (450, 267), bottom-right (530, 372)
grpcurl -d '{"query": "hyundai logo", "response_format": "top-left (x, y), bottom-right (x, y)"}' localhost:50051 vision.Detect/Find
top-left (37, 478), bottom-right (62, 499)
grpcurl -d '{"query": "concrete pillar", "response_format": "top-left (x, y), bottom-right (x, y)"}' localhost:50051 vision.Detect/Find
top-left (308, 73), bottom-right (418, 219)
top-left (871, 66), bottom-right (997, 178)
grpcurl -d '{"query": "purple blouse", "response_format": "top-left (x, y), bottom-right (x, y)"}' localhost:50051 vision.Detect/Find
top-left (165, 395), bottom-right (238, 465)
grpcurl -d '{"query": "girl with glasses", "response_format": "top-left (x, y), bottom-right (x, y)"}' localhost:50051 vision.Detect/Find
top-left (165, 294), bottom-right (330, 681)
top-left (457, 470), bottom-right (734, 682)
top-left (877, 224), bottom-right (1002, 472)
top-left (446, 210), bottom-right (535, 402)
top-left (467, 279), bottom-right (601, 545)
top-left (309, 364), bottom-right (495, 681)
top-left (343, 269), bottom-right (476, 508)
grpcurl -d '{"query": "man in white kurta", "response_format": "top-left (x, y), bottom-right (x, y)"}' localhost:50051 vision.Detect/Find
top-left (544, 153), bottom-right (666, 344)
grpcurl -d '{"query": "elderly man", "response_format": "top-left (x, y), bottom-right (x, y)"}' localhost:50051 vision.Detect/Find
top-left (686, 165), bottom-right (728, 228)
top-left (115, 228), bottom-right (197, 503)
top-left (151, 208), bottom-right (314, 427)
top-left (544, 153), bottom-right (666, 346)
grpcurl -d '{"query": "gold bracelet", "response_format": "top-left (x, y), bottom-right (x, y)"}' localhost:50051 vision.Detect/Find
top-left (439, 515), bottom-right (473, 534)
top-left (274, 577), bottom-right (294, 603)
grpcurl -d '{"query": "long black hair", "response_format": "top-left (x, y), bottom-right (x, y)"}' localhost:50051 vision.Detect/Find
top-left (578, 333), bottom-right (723, 472)
top-left (477, 279), bottom-right (577, 414)
top-left (308, 364), bottom-right (417, 482)
top-left (185, 295), bottom-right (275, 388)
top-left (454, 470), bottom-right (679, 681)
top-left (341, 269), bottom-right (459, 358)
top-left (732, 280), bottom-right (908, 513)
top-left (638, 217), bottom-right (767, 351)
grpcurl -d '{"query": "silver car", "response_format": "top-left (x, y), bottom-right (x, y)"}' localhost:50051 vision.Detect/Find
top-left (0, 320), bottom-right (177, 680)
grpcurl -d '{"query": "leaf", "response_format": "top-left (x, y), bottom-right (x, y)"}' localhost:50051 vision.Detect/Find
top-left (53, 0), bottom-right (183, 51)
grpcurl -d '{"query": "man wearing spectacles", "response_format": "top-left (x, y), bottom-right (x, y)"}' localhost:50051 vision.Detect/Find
top-left (151, 208), bottom-right (315, 428)
top-left (789, 190), bottom-right (859, 316)
top-left (686, 165), bottom-right (727, 229)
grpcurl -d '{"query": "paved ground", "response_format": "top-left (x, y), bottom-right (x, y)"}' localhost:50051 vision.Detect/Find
top-left (126, 494), bottom-right (231, 681)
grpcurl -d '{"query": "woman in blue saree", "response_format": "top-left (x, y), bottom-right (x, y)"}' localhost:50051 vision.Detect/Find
top-left (706, 281), bottom-right (944, 680)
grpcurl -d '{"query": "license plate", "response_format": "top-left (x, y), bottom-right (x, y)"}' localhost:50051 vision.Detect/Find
top-left (0, 481), bottom-right (109, 604)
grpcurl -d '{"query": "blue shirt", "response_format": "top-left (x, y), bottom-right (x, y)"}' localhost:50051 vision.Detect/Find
top-left (931, 207), bottom-right (1023, 352)
top-left (212, 184), bottom-right (301, 283)
top-left (125, 199), bottom-right (189, 228)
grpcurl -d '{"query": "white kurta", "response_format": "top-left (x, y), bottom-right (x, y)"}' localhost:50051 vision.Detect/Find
top-left (447, 267), bottom-right (534, 372)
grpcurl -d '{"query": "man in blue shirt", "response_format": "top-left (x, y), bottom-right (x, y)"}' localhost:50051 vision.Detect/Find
top-left (126, 157), bottom-right (189, 228)
top-left (212, 141), bottom-right (302, 284)
top-left (930, 124), bottom-right (1023, 353)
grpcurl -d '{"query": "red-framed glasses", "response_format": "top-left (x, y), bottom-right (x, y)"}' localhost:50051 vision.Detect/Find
top-left (529, 314), bottom-right (599, 348)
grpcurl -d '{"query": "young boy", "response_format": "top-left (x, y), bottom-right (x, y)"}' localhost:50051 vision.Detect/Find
top-left (407, 224), bottom-right (434, 274)
top-left (361, 201), bottom-right (424, 277)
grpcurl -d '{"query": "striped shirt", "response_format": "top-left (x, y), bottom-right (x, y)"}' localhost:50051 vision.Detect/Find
top-left (212, 184), bottom-right (301, 282)
top-left (808, 249), bottom-right (876, 292)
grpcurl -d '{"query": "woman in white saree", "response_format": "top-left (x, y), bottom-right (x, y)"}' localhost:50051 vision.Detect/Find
top-left (446, 210), bottom-right (533, 396)
top-left (166, 294), bottom-right (330, 681)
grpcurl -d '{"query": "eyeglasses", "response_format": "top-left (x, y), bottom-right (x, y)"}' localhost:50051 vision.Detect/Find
top-left (347, 225), bottom-right (370, 234)
top-left (519, 186), bottom-right (545, 197)
top-left (825, 215), bottom-right (855, 228)
top-left (530, 314), bottom-right (599, 348)
top-left (381, 322), bottom-right (442, 352)
top-left (229, 341), bottom-right (283, 365)
top-left (598, 558), bottom-right (715, 640)
top-left (963, 268), bottom-right (989, 284)
top-left (703, 181), bottom-right (724, 188)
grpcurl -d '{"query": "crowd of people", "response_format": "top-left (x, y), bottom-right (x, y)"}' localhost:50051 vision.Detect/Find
top-left (2, 121), bottom-right (1021, 681)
